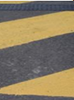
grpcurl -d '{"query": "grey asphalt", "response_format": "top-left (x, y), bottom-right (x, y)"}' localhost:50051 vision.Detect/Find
top-left (0, 11), bottom-right (58, 23)
top-left (0, 33), bottom-right (74, 88)
top-left (0, 2), bottom-right (74, 99)
top-left (0, 1), bottom-right (74, 11)
top-left (0, 95), bottom-right (74, 100)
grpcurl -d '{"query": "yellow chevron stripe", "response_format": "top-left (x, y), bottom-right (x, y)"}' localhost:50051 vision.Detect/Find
top-left (0, 11), bottom-right (74, 49)
top-left (0, 1), bottom-right (30, 4)
top-left (0, 68), bottom-right (74, 97)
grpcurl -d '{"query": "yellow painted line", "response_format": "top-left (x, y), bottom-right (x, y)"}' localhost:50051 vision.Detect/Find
top-left (0, 68), bottom-right (74, 97)
top-left (0, 1), bottom-right (31, 4)
top-left (0, 11), bottom-right (74, 49)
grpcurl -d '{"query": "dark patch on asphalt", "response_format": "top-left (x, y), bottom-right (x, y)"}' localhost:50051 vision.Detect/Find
top-left (0, 1), bottom-right (74, 11)
top-left (0, 11), bottom-right (58, 23)
top-left (0, 95), bottom-right (74, 100)
top-left (0, 33), bottom-right (74, 88)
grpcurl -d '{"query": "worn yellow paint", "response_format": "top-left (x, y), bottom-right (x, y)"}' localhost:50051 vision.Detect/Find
top-left (0, 1), bottom-right (30, 4)
top-left (0, 68), bottom-right (74, 97)
top-left (0, 11), bottom-right (74, 49)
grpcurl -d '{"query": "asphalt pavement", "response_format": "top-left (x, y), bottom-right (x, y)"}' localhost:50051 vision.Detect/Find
top-left (0, 1), bottom-right (74, 100)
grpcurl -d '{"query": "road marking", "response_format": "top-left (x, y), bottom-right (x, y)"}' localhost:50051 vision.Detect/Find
top-left (0, 11), bottom-right (74, 49)
top-left (0, 1), bottom-right (30, 4)
top-left (0, 68), bottom-right (74, 97)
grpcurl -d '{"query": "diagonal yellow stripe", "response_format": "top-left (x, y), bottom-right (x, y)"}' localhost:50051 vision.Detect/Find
top-left (0, 1), bottom-right (31, 4)
top-left (0, 68), bottom-right (74, 97)
top-left (0, 11), bottom-right (74, 49)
